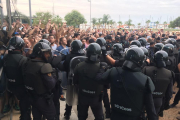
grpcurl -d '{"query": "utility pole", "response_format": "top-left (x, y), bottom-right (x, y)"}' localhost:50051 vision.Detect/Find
top-left (6, 0), bottom-right (11, 30)
top-left (29, 0), bottom-right (32, 26)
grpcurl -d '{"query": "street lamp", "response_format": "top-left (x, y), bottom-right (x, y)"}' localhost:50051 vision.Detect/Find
top-left (88, 0), bottom-right (91, 29)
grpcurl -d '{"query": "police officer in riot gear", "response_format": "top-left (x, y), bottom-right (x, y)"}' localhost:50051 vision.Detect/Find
top-left (96, 38), bottom-right (111, 118)
top-left (95, 47), bottom-right (158, 120)
top-left (140, 47), bottom-right (150, 67)
top-left (63, 40), bottom-right (85, 119)
top-left (38, 39), bottom-right (62, 120)
top-left (73, 43), bottom-right (104, 120)
top-left (130, 40), bottom-right (141, 47)
top-left (138, 38), bottom-right (147, 47)
top-left (110, 43), bottom-right (125, 67)
top-left (0, 37), bottom-right (31, 120)
top-left (23, 42), bottom-right (57, 120)
top-left (149, 43), bottom-right (164, 66)
top-left (162, 44), bottom-right (176, 72)
top-left (143, 51), bottom-right (174, 117)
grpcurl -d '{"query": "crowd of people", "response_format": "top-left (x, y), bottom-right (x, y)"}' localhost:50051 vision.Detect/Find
top-left (0, 19), bottom-right (180, 120)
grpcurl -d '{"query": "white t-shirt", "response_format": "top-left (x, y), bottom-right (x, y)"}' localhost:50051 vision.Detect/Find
top-left (51, 44), bottom-right (57, 56)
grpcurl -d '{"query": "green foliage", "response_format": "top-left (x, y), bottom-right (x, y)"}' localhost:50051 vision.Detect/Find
top-left (125, 19), bottom-right (132, 27)
top-left (102, 14), bottom-right (110, 24)
top-left (51, 15), bottom-right (62, 25)
top-left (118, 21), bottom-right (122, 25)
top-left (33, 12), bottom-right (62, 26)
top-left (33, 12), bottom-right (53, 25)
top-left (64, 10), bottom-right (86, 28)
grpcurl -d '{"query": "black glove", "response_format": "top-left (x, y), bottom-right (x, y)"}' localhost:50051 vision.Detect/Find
top-left (102, 50), bottom-right (107, 57)
top-left (99, 62), bottom-right (108, 72)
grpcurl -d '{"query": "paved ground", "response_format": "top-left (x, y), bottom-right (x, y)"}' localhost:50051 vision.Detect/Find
top-left (1, 85), bottom-right (180, 120)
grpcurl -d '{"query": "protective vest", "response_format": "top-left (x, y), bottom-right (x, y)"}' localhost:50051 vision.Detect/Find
top-left (77, 61), bottom-right (103, 97)
top-left (166, 56), bottom-right (176, 72)
top-left (3, 52), bottom-right (27, 90)
top-left (110, 67), bottom-right (150, 117)
top-left (23, 59), bottom-right (52, 95)
top-left (143, 66), bottom-right (172, 98)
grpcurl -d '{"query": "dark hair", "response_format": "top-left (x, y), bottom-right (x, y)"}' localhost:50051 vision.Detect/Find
top-left (59, 37), bottom-right (66, 45)
top-left (150, 42), bottom-right (155, 45)
top-left (74, 33), bottom-right (80, 38)
top-left (67, 39), bottom-right (72, 47)
top-left (129, 37), bottom-right (134, 42)
top-left (89, 39), bottom-right (95, 43)
top-left (162, 34), bottom-right (165, 37)
top-left (49, 34), bottom-right (55, 38)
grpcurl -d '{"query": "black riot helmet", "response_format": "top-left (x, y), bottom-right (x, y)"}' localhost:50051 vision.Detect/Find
top-left (70, 40), bottom-right (84, 54)
top-left (138, 38), bottom-right (147, 47)
top-left (96, 38), bottom-right (106, 50)
top-left (86, 43), bottom-right (101, 62)
top-left (154, 43), bottom-right (164, 53)
top-left (140, 47), bottom-right (148, 57)
top-left (165, 38), bottom-right (177, 48)
top-left (154, 50), bottom-right (168, 68)
top-left (8, 37), bottom-right (25, 51)
top-left (129, 45), bottom-right (138, 48)
top-left (112, 43), bottom-right (123, 56)
top-left (162, 44), bottom-right (174, 56)
top-left (123, 47), bottom-right (145, 70)
top-left (130, 40), bottom-right (141, 47)
top-left (39, 39), bottom-right (51, 47)
top-left (31, 42), bottom-right (52, 62)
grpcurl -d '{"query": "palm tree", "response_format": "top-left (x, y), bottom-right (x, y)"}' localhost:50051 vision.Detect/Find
top-left (125, 19), bottom-right (132, 29)
top-left (118, 21), bottom-right (122, 28)
top-left (163, 21), bottom-right (167, 29)
top-left (97, 18), bottom-right (102, 28)
top-left (102, 14), bottom-right (110, 29)
top-left (155, 21), bottom-right (159, 29)
top-left (146, 20), bottom-right (151, 28)
top-left (138, 23), bottom-right (141, 29)
top-left (92, 18), bottom-right (97, 28)
top-left (109, 20), bottom-right (115, 29)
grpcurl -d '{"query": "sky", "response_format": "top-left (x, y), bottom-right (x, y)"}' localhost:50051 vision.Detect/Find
top-left (1, 0), bottom-right (180, 25)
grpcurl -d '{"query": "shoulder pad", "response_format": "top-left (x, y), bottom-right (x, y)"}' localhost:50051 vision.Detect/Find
top-left (41, 63), bottom-right (53, 74)
top-left (146, 76), bottom-right (155, 93)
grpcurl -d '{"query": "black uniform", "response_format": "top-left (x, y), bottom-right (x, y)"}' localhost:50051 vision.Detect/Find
top-left (143, 66), bottom-right (174, 114)
top-left (2, 37), bottom-right (31, 120)
top-left (96, 38), bottom-right (111, 117)
top-left (2, 51), bottom-right (31, 120)
top-left (97, 47), bottom-right (158, 120)
top-left (63, 40), bottom-right (85, 118)
top-left (73, 43), bottom-right (104, 120)
top-left (23, 42), bottom-right (57, 120)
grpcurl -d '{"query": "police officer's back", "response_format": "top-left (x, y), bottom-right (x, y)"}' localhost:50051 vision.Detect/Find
top-left (63, 40), bottom-right (85, 119)
top-left (143, 51), bottom-right (174, 115)
top-left (162, 44), bottom-right (176, 72)
top-left (2, 37), bottom-right (31, 120)
top-left (73, 43), bottom-right (104, 120)
top-left (95, 47), bottom-right (158, 120)
top-left (23, 42), bottom-right (57, 120)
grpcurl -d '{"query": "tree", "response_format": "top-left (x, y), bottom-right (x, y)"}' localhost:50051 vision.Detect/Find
top-left (163, 21), bottom-right (167, 29)
top-left (33, 12), bottom-right (53, 25)
top-left (51, 15), bottom-right (62, 25)
top-left (169, 17), bottom-right (180, 28)
top-left (109, 20), bottom-right (115, 28)
top-left (102, 14), bottom-right (110, 29)
top-left (138, 23), bottom-right (141, 29)
top-left (92, 18), bottom-right (97, 28)
top-left (97, 18), bottom-right (102, 28)
top-left (155, 21), bottom-right (159, 29)
top-left (125, 19), bottom-right (132, 29)
top-left (118, 21), bottom-right (122, 28)
top-left (64, 10), bottom-right (86, 28)
top-left (146, 20), bottom-right (151, 28)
